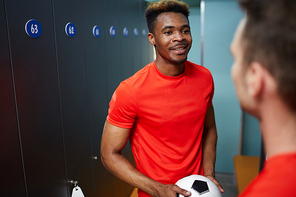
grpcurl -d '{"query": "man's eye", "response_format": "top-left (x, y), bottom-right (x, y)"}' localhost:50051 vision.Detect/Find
top-left (182, 30), bottom-right (190, 34)
top-left (164, 31), bottom-right (172, 35)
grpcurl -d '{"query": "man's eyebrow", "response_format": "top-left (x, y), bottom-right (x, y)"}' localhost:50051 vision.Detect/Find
top-left (182, 24), bottom-right (190, 28)
top-left (161, 24), bottom-right (190, 31)
top-left (161, 26), bottom-right (174, 31)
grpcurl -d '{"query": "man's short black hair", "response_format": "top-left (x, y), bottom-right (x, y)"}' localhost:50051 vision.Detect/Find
top-left (144, 0), bottom-right (190, 34)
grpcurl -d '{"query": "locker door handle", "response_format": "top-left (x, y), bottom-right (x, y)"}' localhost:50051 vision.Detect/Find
top-left (70, 180), bottom-right (78, 187)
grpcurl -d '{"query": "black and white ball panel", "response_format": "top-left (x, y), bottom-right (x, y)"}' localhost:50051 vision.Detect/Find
top-left (192, 180), bottom-right (209, 195)
top-left (175, 175), bottom-right (222, 197)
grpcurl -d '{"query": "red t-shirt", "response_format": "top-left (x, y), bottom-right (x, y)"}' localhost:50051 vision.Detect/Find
top-left (107, 61), bottom-right (214, 197)
top-left (238, 153), bottom-right (296, 197)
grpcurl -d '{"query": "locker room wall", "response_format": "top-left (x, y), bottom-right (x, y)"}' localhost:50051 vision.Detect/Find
top-left (202, 0), bottom-right (261, 173)
top-left (0, 0), bottom-right (153, 196)
top-left (204, 0), bottom-right (243, 173)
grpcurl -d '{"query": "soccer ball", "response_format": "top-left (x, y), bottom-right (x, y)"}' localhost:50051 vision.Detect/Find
top-left (175, 175), bottom-right (222, 197)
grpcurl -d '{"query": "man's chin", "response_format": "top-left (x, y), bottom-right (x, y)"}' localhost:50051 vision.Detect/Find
top-left (240, 104), bottom-right (260, 119)
top-left (172, 57), bottom-right (187, 65)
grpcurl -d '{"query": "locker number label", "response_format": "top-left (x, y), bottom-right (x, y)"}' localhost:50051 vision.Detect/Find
top-left (110, 26), bottom-right (116, 37)
top-left (25, 19), bottom-right (42, 38)
top-left (123, 27), bottom-right (129, 37)
top-left (134, 28), bottom-right (139, 37)
top-left (93, 25), bottom-right (101, 38)
top-left (65, 22), bottom-right (76, 37)
top-left (142, 29), bottom-right (147, 37)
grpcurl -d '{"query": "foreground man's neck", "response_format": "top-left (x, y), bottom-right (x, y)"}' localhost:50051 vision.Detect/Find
top-left (155, 60), bottom-right (185, 77)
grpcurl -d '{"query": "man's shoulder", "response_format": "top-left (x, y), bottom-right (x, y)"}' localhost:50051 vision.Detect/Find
top-left (239, 153), bottom-right (296, 197)
top-left (124, 62), bottom-right (155, 83)
top-left (185, 61), bottom-right (212, 77)
top-left (118, 62), bottom-right (155, 92)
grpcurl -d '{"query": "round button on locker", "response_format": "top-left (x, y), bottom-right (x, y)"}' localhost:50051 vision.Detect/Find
top-left (25, 19), bottom-right (42, 38)
top-left (65, 22), bottom-right (76, 37)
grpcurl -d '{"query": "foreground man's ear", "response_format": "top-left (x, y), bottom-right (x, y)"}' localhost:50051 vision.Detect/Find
top-left (246, 62), bottom-right (265, 98)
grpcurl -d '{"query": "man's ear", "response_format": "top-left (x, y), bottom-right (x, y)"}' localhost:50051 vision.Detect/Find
top-left (246, 62), bottom-right (264, 98)
top-left (148, 33), bottom-right (155, 45)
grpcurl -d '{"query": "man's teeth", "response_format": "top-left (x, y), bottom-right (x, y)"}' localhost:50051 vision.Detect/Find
top-left (175, 48), bottom-right (185, 50)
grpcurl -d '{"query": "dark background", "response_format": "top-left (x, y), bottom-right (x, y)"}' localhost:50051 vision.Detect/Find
top-left (0, 0), bottom-right (153, 196)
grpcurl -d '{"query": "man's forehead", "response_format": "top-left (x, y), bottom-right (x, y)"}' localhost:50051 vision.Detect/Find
top-left (232, 18), bottom-right (246, 48)
top-left (156, 12), bottom-right (189, 25)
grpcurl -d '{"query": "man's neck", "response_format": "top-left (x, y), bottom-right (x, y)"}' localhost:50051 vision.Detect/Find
top-left (155, 59), bottom-right (185, 77)
top-left (259, 101), bottom-right (296, 159)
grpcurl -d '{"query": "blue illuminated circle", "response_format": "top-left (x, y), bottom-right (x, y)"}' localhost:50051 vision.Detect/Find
top-left (134, 28), bottom-right (139, 36)
top-left (65, 22), bottom-right (76, 37)
top-left (123, 27), bottom-right (129, 37)
top-left (25, 19), bottom-right (42, 38)
top-left (142, 29), bottom-right (147, 36)
top-left (110, 26), bottom-right (116, 37)
top-left (93, 25), bottom-right (101, 38)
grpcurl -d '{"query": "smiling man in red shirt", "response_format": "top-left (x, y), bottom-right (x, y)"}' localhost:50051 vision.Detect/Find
top-left (100, 1), bottom-right (223, 196)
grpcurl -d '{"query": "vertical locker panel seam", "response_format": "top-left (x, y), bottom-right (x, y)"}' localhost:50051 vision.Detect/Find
top-left (81, 0), bottom-right (96, 196)
top-left (3, 0), bottom-right (28, 196)
top-left (119, 0), bottom-right (123, 81)
top-left (50, 0), bottom-right (70, 196)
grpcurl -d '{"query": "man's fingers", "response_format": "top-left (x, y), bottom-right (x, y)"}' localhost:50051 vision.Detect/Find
top-left (213, 180), bottom-right (224, 193)
top-left (206, 175), bottom-right (225, 193)
top-left (174, 185), bottom-right (191, 196)
top-left (218, 186), bottom-right (225, 193)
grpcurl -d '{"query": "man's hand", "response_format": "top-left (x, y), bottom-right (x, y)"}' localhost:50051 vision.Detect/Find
top-left (205, 175), bottom-right (224, 193)
top-left (153, 184), bottom-right (191, 197)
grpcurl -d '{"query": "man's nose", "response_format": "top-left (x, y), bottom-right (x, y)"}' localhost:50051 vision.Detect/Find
top-left (173, 31), bottom-right (184, 41)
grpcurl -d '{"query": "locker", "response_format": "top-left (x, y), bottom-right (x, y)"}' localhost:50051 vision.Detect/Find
top-left (130, 0), bottom-right (142, 74)
top-left (103, 0), bottom-right (126, 195)
top-left (0, 1), bottom-right (26, 196)
top-left (104, 0), bottom-right (122, 101)
top-left (83, 0), bottom-right (112, 196)
top-left (52, 0), bottom-right (95, 196)
top-left (4, 0), bottom-right (68, 196)
top-left (120, 0), bottom-right (134, 81)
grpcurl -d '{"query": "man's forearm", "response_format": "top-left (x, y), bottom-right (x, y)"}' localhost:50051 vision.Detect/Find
top-left (100, 121), bottom-right (163, 196)
top-left (202, 126), bottom-right (217, 177)
top-left (101, 151), bottom-right (162, 196)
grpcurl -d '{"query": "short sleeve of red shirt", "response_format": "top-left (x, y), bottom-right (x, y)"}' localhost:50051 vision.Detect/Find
top-left (107, 81), bottom-right (137, 129)
top-left (207, 77), bottom-right (214, 108)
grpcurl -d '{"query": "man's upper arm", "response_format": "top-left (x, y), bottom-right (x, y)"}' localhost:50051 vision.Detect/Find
top-left (204, 105), bottom-right (216, 131)
top-left (101, 120), bottom-right (131, 157)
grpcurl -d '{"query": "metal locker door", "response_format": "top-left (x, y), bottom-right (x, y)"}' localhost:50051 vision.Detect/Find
top-left (83, 0), bottom-right (112, 196)
top-left (131, 0), bottom-right (143, 73)
top-left (120, 0), bottom-right (134, 81)
top-left (0, 1), bottom-right (26, 196)
top-left (104, 0), bottom-right (122, 102)
top-left (52, 0), bottom-right (95, 196)
top-left (4, 0), bottom-right (68, 196)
